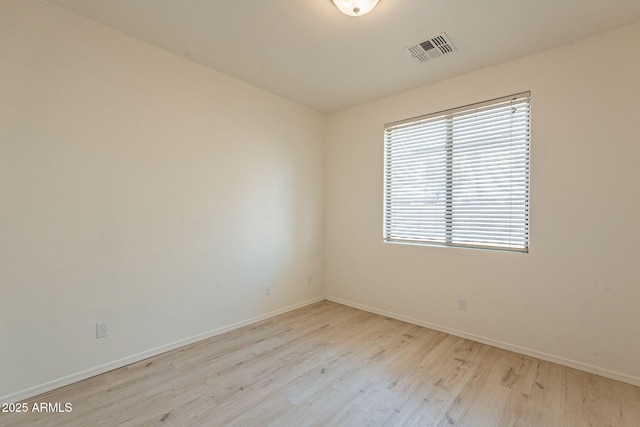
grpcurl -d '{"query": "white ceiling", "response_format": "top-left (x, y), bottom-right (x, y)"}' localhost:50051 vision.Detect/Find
top-left (46, 0), bottom-right (640, 113)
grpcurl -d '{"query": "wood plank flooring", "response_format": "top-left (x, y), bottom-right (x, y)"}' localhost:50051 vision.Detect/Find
top-left (2, 301), bottom-right (639, 426)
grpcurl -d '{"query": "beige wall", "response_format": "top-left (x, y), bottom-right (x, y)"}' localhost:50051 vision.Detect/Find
top-left (0, 0), bottom-right (325, 400)
top-left (325, 22), bottom-right (640, 385)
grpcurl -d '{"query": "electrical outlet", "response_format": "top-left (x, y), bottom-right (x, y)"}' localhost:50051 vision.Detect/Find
top-left (457, 297), bottom-right (467, 311)
top-left (265, 285), bottom-right (271, 296)
top-left (306, 276), bottom-right (312, 286)
top-left (96, 322), bottom-right (108, 338)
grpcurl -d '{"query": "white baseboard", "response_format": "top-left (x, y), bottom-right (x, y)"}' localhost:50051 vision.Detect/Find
top-left (1, 296), bottom-right (325, 404)
top-left (326, 296), bottom-right (640, 387)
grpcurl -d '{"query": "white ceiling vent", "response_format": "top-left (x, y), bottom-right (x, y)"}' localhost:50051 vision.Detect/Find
top-left (406, 33), bottom-right (457, 63)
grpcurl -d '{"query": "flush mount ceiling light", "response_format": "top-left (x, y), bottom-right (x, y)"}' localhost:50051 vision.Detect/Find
top-left (331, 0), bottom-right (380, 16)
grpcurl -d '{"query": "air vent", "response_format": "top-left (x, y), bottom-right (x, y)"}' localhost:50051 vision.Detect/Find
top-left (406, 32), bottom-right (457, 63)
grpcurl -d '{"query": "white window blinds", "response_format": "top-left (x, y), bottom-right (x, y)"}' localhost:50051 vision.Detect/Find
top-left (384, 92), bottom-right (530, 252)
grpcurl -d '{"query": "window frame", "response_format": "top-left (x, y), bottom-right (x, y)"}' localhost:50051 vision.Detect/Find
top-left (383, 92), bottom-right (531, 253)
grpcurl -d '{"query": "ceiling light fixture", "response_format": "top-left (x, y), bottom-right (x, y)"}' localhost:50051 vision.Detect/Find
top-left (331, 0), bottom-right (380, 17)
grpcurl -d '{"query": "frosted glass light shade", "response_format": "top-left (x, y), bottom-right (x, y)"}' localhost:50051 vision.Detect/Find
top-left (331, 0), bottom-right (380, 17)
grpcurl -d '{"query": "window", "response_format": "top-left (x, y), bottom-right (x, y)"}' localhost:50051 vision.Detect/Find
top-left (384, 92), bottom-right (530, 252)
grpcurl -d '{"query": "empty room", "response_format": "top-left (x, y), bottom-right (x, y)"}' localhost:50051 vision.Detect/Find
top-left (1, 0), bottom-right (639, 425)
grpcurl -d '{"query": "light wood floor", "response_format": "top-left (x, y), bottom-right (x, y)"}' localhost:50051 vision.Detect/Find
top-left (2, 301), bottom-right (639, 426)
